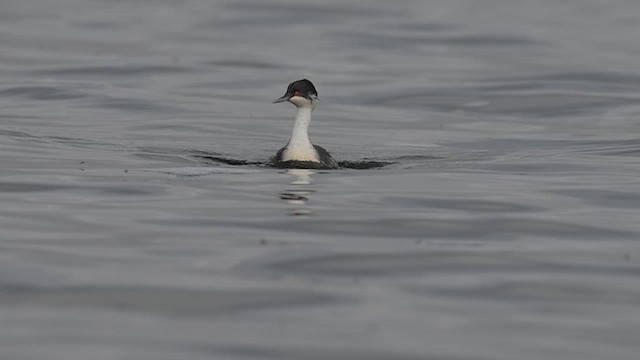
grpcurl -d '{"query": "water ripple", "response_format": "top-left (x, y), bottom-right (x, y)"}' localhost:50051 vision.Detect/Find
top-left (0, 86), bottom-right (86, 101)
top-left (259, 251), bottom-right (640, 277)
top-left (238, 217), bottom-right (634, 240)
top-left (0, 285), bottom-right (341, 317)
top-left (32, 65), bottom-right (195, 77)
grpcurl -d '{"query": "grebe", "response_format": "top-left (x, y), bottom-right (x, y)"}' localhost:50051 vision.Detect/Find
top-left (268, 79), bottom-right (338, 169)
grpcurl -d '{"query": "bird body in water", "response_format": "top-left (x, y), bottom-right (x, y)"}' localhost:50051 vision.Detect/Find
top-left (268, 79), bottom-right (338, 169)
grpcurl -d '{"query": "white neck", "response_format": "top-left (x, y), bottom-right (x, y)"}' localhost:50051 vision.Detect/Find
top-left (282, 104), bottom-right (318, 162)
top-left (289, 105), bottom-right (313, 146)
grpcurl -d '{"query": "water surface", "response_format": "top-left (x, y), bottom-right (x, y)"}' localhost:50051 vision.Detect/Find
top-left (1, 1), bottom-right (640, 359)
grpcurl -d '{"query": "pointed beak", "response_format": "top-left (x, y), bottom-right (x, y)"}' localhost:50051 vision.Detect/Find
top-left (273, 94), bottom-right (291, 103)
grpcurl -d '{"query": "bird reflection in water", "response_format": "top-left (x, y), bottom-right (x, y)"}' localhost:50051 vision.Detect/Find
top-left (279, 169), bottom-right (316, 216)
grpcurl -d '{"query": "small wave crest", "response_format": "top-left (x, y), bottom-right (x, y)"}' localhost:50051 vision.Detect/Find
top-left (193, 152), bottom-right (393, 170)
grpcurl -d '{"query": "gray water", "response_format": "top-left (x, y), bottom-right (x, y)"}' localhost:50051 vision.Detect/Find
top-left (1, 0), bottom-right (640, 359)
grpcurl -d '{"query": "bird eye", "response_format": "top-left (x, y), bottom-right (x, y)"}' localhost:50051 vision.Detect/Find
top-left (294, 90), bottom-right (299, 96)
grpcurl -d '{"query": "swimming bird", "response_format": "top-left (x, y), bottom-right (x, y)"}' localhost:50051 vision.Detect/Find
top-left (268, 79), bottom-right (338, 169)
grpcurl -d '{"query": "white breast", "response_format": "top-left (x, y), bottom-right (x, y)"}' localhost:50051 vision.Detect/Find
top-left (282, 143), bottom-right (319, 162)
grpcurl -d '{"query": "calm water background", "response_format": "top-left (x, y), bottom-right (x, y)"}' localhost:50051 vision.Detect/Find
top-left (1, 0), bottom-right (640, 359)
